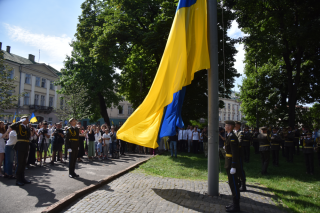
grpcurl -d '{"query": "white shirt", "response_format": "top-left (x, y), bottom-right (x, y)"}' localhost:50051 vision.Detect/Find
top-left (6, 130), bottom-right (17, 146)
top-left (95, 131), bottom-right (101, 142)
top-left (192, 131), bottom-right (199, 140)
top-left (103, 133), bottom-right (111, 144)
top-left (187, 129), bottom-right (193, 140)
top-left (182, 130), bottom-right (188, 140)
top-left (0, 133), bottom-right (5, 146)
top-left (38, 128), bottom-right (50, 143)
top-left (178, 130), bottom-right (183, 140)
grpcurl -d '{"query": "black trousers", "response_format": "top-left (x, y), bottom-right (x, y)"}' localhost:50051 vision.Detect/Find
top-left (242, 145), bottom-right (250, 162)
top-left (69, 141), bottom-right (79, 175)
top-left (271, 149), bottom-right (280, 165)
top-left (120, 140), bottom-right (126, 155)
top-left (226, 168), bottom-right (240, 200)
top-left (281, 140), bottom-right (286, 157)
top-left (239, 154), bottom-right (246, 182)
top-left (294, 138), bottom-right (300, 154)
top-left (285, 146), bottom-right (294, 162)
top-left (64, 141), bottom-right (68, 160)
top-left (15, 142), bottom-right (30, 182)
top-left (192, 140), bottom-right (198, 154)
top-left (260, 151), bottom-right (270, 174)
top-left (304, 153), bottom-right (314, 173)
top-left (253, 142), bottom-right (259, 154)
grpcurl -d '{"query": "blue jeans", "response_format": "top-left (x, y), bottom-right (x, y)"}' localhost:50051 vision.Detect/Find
top-left (4, 145), bottom-right (15, 176)
top-left (97, 143), bottom-right (102, 155)
top-left (170, 141), bottom-right (177, 157)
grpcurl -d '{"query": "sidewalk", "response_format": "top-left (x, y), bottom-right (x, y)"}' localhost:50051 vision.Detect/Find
top-left (62, 172), bottom-right (286, 213)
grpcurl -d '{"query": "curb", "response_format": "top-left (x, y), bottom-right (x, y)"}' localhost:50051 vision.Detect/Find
top-left (41, 155), bottom-right (155, 213)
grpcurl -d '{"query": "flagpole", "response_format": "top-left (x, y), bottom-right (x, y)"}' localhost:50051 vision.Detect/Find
top-left (207, 0), bottom-right (219, 196)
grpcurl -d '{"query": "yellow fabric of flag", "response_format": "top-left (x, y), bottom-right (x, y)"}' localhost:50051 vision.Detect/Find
top-left (117, 0), bottom-right (210, 148)
top-left (30, 112), bottom-right (38, 123)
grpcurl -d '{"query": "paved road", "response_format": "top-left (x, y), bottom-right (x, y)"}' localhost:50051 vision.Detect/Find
top-left (62, 172), bottom-right (286, 213)
top-left (0, 154), bottom-right (151, 213)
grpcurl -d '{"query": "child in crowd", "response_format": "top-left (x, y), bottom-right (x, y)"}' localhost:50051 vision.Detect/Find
top-left (103, 129), bottom-right (111, 159)
top-left (97, 139), bottom-right (103, 160)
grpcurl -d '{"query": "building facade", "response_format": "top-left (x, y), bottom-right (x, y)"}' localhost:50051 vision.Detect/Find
top-left (1, 44), bottom-right (64, 124)
top-left (219, 92), bottom-right (244, 127)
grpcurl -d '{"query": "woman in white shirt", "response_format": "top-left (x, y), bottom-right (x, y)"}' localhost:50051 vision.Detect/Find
top-left (3, 126), bottom-right (16, 178)
top-left (94, 127), bottom-right (102, 158)
top-left (192, 127), bottom-right (199, 154)
top-left (0, 121), bottom-right (10, 177)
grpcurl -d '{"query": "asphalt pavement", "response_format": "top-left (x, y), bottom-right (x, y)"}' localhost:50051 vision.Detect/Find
top-left (0, 153), bottom-right (151, 213)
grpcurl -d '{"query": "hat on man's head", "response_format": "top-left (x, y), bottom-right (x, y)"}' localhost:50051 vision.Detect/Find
top-left (307, 131), bottom-right (312, 135)
top-left (260, 127), bottom-right (268, 131)
top-left (111, 125), bottom-right (115, 129)
top-left (286, 126), bottom-right (292, 129)
top-left (55, 122), bottom-right (61, 125)
top-left (235, 121), bottom-right (241, 125)
top-left (224, 120), bottom-right (235, 126)
top-left (21, 116), bottom-right (28, 119)
top-left (42, 121), bottom-right (48, 125)
top-left (69, 118), bottom-right (76, 123)
top-left (244, 126), bottom-right (249, 129)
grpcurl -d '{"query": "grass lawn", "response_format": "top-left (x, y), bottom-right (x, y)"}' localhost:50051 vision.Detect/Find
top-left (132, 148), bottom-right (320, 213)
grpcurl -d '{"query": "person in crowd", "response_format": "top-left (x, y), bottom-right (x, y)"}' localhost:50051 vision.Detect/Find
top-left (178, 127), bottom-right (183, 152)
top-left (66, 118), bottom-right (80, 178)
top-left (199, 129), bottom-right (203, 153)
top-left (202, 127), bottom-right (208, 157)
top-left (182, 127), bottom-right (188, 152)
top-left (280, 126), bottom-right (288, 157)
top-left (284, 126), bottom-right (295, 162)
top-left (1, 122), bottom-right (11, 177)
top-left (97, 138), bottom-right (103, 160)
top-left (87, 125), bottom-right (95, 160)
top-left (3, 126), bottom-right (16, 179)
top-left (270, 127), bottom-right (282, 166)
top-left (50, 123), bottom-right (65, 166)
top-left (294, 125), bottom-right (301, 155)
top-left (10, 116), bottom-right (31, 186)
top-left (303, 132), bottom-right (315, 175)
top-left (169, 130), bottom-right (178, 158)
top-left (94, 126), bottom-right (102, 158)
top-left (77, 124), bottom-right (86, 162)
top-left (258, 127), bottom-right (271, 175)
top-left (102, 128), bottom-right (111, 159)
top-left (224, 120), bottom-right (241, 212)
top-left (218, 127), bottom-right (226, 158)
top-left (38, 121), bottom-right (50, 166)
top-left (242, 126), bottom-right (252, 163)
top-left (187, 125), bottom-right (193, 153)
top-left (192, 126), bottom-right (199, 154)
top-left (234, 121), bottom-right (247, 192)
top-left (109, 126), bottom-right (117, 158)
top-left (27, 126), bottom-right (38, 166)
top-left (252, 128), bottom-right (260, 154)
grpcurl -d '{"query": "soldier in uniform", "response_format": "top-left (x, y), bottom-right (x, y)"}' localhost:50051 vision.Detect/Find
top-left (224, 120), bottom-right (241, 212)
top-left (279, 127), bottom-right (287, 157)
top-left (252, 128), bottom-right (260, 154)
top-left (10, 116), bottom-right (31, 186)
top-left (241, 126), bottom-right (252, 163)
top-left (293, 125), bottom-right (301, 155)
top-left (258, 127), bottom-right (270, 175)
top-left (284, 126), bottom-right (295, 162)
top-left (303, 132), bottom-right (315, 175)
top-left (270, 127), bottom-right (282, 166)
top-left (66, 118), bottom-right (80, 178)
top-left (234, 121), bottom-right (247, 192)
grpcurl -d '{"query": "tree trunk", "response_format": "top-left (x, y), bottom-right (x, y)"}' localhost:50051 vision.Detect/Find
top-left (97, 92), bottom-right (111, 126)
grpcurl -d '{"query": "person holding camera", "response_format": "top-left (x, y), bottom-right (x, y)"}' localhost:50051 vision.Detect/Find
top-left (38, 121), bottom-right (50, 166)
top-left (66, 118), bottom-right (80, 178)
top-left (50, 123), bottom-right (65, 166)
top-left (27, 126), bottom-right (38, 166)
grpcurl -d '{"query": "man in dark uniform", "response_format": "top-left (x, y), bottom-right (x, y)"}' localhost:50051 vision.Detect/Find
top-left (224, 120), bottom-right (241, 212)
top-left (234, 121), bottom-right (246, 192)
top-left (270, 127), bottom-right (282, 166)
top-left (66, 118), bottom-right (80, 178)
top-left (50, 123), bottom-right (65, 166)
top-left (258, 127), bottom-right (270, 175)
top-left (252, 128), bottom-right (259, 154)
top-left (303, 132), bottom-right (315, 175)
top-left (241, 126), bottom-right (252, 163)
top-left (284, 126), bottom-right (295, 162)
top-left (294, 125), bottom-right (301, 155)
top-left (10, 116), bottom-right (31, 186)
top-left (279, 127), bottom-right (287, 157)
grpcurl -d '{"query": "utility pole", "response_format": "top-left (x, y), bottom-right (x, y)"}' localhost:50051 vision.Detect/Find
top-left (207, 0), bottom-right (219, 196)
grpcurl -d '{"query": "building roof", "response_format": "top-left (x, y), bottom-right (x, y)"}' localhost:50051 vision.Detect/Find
top-left (1, 50), bottom-right (60, 75)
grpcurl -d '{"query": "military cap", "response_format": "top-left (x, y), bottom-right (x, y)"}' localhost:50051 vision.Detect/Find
top-left (273, 127), bottom-right (279, 130)
top-left (260, 127), bottom-right (268, 131)
top-left (21, 115), bottom-right (28, 119)
top-left (55, 122), bottom-right (61, 125)
top-left (69, 118), bottom-right (76, 123)
top-left (42, 121), bottom-right (48, 125)
top-left (244, 126), bottom-right (249, 129)
top-left (111, 125), bottom-right (115, 129)
top-left (235, 121), bottom-right (241, 125)
top-left (306, 131), bottom-right (312, 135)
top-left (224, 120), bottom-right (235, 126)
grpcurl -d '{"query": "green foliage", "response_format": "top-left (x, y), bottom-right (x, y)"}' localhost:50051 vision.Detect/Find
top-left (0, 51), bottom-right (25, 112)
top-left (226, 0), bottom-right (320, 127)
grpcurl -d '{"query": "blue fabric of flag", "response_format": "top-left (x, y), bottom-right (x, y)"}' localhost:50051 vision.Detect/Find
top-left (177, 0), bottom-right (197, 10)
top-left (159, 87), bottom-right (186, 138)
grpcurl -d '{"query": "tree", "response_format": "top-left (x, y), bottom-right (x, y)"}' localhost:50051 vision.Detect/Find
top-left (78, 0), bottom-right (239, 124)
top-left (0, 51), bottom-right (25, 112)
top-left (226, 0), bottom-right (320, 127)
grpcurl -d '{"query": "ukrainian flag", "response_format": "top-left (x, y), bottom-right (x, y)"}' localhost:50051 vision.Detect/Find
top-left (12, 112), bottom-right (16, 123)
top-left (117, 0), bottom-right (210, 148)
top-left (30, 112), bottom-right (38, 123)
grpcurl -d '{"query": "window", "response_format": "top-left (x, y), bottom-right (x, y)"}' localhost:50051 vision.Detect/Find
top-left (119, 106), bottom-right (123, 114)
top-left (24, 92), bottom-right (30, 105)
top-left (50, 81), bottom-right (54, 90)
top-left (223, 114), bottom-right (226, 121)
top-left (228, 103), bottom-right (230, 110)
top-left (40, 95), bottom-right (45, 106)
top-left (49, 97), bottom-right (53, 107)
top-left (60, 99), bottom-right (63, 109)
top-left (35, 77), bottom-right (40, 87)
top-left (8, 70), bottom-right (14, 79)
top-left (237, 115), bottom-right (239, 121)
top-left (48, 118), bottom-right (52, 124)
top-left (34, 94), bottom-right (39, 105)
top-left (25, 74), bottom-right (31, 84)
top-left (228, 114), bottom-right (230, 120)
top-left (128, 106), bottom-right (133, 115)
top-left (219, 115), bottom-right (221, 121)
top-left (41, 78), bottom-right (46, 88)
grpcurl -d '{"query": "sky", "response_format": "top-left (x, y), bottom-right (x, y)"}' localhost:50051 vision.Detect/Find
top-left (0, 0), bottom-right (245, 92)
